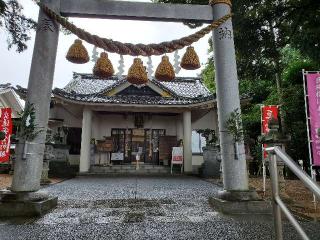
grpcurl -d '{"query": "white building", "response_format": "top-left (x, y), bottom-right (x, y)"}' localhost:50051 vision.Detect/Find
top-left (17, 73), bottom-right (227, 174)
top-left (0, 84), bottom-right (23, 118)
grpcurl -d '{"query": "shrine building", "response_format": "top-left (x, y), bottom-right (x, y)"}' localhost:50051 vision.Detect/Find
top-left (17, 72), bottom-right (225, 174)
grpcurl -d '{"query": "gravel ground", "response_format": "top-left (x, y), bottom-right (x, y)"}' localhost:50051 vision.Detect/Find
top-left (0, 176), bottom-right (320, 240)
top-left (0, 174), bottom-right (12, 190)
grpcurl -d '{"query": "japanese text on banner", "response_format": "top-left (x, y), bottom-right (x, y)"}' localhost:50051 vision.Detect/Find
top-left (0, 108), bottom-right (12, 162)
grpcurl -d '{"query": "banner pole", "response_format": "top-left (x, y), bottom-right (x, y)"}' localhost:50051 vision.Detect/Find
top-left (302, 69), bottom-right (317, 209)
top-left (261, 105), bottom-right (266, 194)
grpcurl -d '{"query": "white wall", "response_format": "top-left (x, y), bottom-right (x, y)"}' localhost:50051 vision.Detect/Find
top-left (191, 109), bottom-right (219, 171)
top-left (50, 105), bottom-right (82, 128)
top-left (91, 113), bottom-right (178, 140)
top-left (192, 109), bottom-right (218, 132)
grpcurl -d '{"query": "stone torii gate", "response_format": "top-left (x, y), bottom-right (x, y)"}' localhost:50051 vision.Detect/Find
top-left (10, 0), bottom-right (254, 208)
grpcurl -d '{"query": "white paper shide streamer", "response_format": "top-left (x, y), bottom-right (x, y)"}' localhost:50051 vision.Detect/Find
top-left (147, 56), bottom-right (154, 80)
top-left (91, 46), bottom-right (98, 63)
top-left (117, 55), bottom-right (125, 79)
top-left (174, 50), bottom-right (181, 74)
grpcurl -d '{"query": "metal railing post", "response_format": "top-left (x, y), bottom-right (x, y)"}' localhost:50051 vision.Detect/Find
top-left (266, 146), bottom-right (320, 240)
top-left (269, 150), bottom-right (283, 240)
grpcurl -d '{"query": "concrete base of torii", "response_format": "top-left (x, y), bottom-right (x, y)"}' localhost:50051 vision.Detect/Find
top-left (0, 191), bottom-right (57, 217)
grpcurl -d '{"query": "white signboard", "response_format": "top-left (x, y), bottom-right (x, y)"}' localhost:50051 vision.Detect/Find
top-left (171, 147), bottom-right (183, 174)
top-left (172, 147), bottom-right (183, 164)
top-left (111, 152), bottom-right (124, 161)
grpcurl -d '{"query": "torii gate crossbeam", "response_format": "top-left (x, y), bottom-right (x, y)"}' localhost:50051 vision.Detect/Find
top-left (60, 0), bottom-right (214, 23)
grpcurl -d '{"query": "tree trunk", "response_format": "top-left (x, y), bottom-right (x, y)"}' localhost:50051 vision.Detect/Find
top-left (268, 20), bottom-right (286, 133)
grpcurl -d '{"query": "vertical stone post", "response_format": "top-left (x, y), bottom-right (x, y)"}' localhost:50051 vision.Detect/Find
top-left (79, 107), bottom-right (92, 173)
top-left (211, 0), bottom-right (250, 196)
top-left (183, 111), bottom-right (192, 173)
top-left (11, 0), bottom-right (60, 192)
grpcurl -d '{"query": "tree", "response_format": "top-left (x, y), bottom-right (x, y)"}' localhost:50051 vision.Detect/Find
top-left (158, 0), bottom-right (320, 164)
top-left (0, 0), bottom-right (36, 52)
top-left (157, 0), bottom-right (320, 99)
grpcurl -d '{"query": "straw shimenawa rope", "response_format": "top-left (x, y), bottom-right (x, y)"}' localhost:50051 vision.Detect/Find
top-left (38, 2), bottom-right (232, 56)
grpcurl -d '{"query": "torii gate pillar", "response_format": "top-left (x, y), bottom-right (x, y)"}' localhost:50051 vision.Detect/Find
top-left (11, 0), bottom-right (60, 192)
top-left (211, 0), bottom-right (254, 200)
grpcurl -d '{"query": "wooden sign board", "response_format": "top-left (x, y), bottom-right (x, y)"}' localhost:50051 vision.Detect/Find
top-left (97, 138), bottom-right (114, 152)
top-left (132, 129), bottom-right (144, 136)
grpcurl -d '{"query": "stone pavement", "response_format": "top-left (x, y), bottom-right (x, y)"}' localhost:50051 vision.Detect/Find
top-left (0, 176), bottom-right (319, 240)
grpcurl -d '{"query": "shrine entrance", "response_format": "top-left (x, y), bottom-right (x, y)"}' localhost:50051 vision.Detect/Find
top-left (111, 128), bottom-right (166, 165)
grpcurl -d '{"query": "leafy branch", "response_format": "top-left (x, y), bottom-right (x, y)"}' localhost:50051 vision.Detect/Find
top-left (15, 103), bottom-right (42, 141)
top-left (225, 108), bottom-right (244, 142)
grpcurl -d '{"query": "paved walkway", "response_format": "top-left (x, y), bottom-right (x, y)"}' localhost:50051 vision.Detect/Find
top-left (0, 176), bottom-right (319, 239)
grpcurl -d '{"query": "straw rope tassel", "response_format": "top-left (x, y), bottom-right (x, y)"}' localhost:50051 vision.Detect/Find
top-left (93, 52), bottom-right (114, 78)
top-left (37, 2), bottom-right (232, 56)
top-left (66, 39), bottom-right (90, 64)
top-left (127, 58), bottom-right (148, 85)
top-left (155, 56), bottom-right (175, 81)
top-left (180, 46), bottom-right (200, 70)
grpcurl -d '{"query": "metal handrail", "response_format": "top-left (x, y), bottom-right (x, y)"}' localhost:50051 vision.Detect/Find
top-left (266, 146), bottom-right (320, 240)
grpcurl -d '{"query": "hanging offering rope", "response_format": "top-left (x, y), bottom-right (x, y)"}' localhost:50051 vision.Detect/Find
top-left (38, 2), bottom-right (232, 57)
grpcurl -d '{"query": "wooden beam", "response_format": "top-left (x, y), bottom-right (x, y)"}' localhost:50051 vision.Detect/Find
top-left (60, 0), bottom-right (213, 23)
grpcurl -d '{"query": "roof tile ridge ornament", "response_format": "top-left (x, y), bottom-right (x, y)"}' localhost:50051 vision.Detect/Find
top-left (209, 0), bottom-right (232, 7)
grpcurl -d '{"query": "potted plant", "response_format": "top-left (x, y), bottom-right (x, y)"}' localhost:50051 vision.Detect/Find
top-left (197, 129), bottom-right (218, 151)
top-left (197, 129), bottom-right (221, 178)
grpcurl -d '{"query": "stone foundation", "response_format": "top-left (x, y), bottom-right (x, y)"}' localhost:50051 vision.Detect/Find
top-left (0, 191), bottom-right (58, 217)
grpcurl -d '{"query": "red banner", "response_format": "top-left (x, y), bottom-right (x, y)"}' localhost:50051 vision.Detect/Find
top-left (261, 105), bottom-right (279, 159)
top-left (0, 108), bottom-right (12, 162)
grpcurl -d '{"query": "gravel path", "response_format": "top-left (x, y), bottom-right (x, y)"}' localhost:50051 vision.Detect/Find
top-left (0, 176), bottom-right (319, 240)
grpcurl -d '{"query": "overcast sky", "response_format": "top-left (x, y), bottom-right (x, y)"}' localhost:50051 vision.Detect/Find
top-left (0, 0), bottom-right (211, 89)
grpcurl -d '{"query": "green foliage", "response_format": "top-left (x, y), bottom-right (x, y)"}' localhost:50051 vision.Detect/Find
top-left (156, 0), bottom-right (320, 164)
top-left (225, 108), bottom-right (244, 142)
top-left (0, 0), bottom-right (36, 52)
top-left (282, 61), bottom-right (319, 86)
top-left (15, 103), bottom-right (42, 141)
top-left (280, 58), bottom-right (319, 161)
top-left (196, 128), bottom-right (217, 146)
top-left (201, 58), bottom-right (215, 92)
top-left (0, 1), bottom-right (72, 51)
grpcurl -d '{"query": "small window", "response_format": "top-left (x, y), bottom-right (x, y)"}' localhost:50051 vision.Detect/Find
top-left (192, 130), bottom-right (206, 154)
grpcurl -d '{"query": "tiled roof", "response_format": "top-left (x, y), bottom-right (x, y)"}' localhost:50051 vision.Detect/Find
top-left (52, 73), bottom-right (215, 106)
top-left (0, 83), bottom-right (12, 93)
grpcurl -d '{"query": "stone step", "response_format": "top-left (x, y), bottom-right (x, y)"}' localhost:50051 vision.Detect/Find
top-left (89, 165), bottom-right (171, 175)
